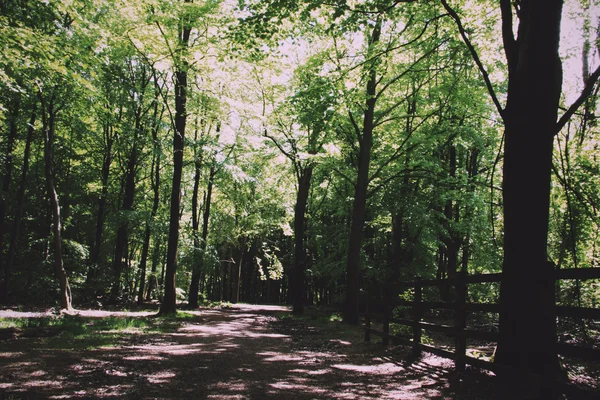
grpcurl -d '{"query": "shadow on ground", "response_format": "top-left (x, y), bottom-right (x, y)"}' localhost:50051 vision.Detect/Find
top-left (0, 304), bottom-right (497, 399)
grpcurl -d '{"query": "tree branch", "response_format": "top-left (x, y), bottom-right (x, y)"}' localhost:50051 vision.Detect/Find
top-left (332, 166), bottom-right (356, 189)
top-left (376, 39), bottom-right (446, 99)
top-left (500, 0), bottom-right (517, 71)
top-left (348, 110), bottom-right (362, 145)
top-left (264, 128), bottom-right (296, 163)
top-left (440, 0), bottom-right (505, 118)
top-left (556, 64), bottom-right (600, 134)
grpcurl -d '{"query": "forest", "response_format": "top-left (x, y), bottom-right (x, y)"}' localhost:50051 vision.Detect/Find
top-left (0, 0), bottom-right (599, 398)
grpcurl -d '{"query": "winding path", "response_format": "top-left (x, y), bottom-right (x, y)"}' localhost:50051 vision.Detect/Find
top-left (0, 304), bottom-right (478, 399)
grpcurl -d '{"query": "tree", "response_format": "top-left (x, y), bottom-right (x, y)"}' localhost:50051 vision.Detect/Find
top-left (38, 87), bottom-right (72, 311)
top-left (441, 0), bottom-right (600, 395)
top-left (188, 115), bottom-right (221, 309)
top-left (111, 60), bottom-right (154, 300)
top-left (264, 54), bottom-right (337, 314)
top-left (158, 0), bottom-right (193, 315)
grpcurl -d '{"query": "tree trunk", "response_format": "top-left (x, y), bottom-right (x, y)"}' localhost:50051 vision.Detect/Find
top-left (292, 166), bottom-right (313, 314)
top-left (137, 99), bottom-right (163, 305)
top-left (189, 165), bottom-right (216, 308)
top-left (1, 107), bottom-right (34, 303)
top-left (188, 121), bottom-right (205, 308)
top-left (231, 244), bottom-right (243, 304)
top-left (344, 20), bottom-right (381, 325)
top-left (40, 96), bottom-right (72, 310)
top-left (146, 114), bottom-right (163, 302)
top-left (495, 1), bottom-right (563, 396)
top-left (0, 95), bottom-right (20, 302)
top-left (87, 122), bottom-right (113, 287)
top-left (111, 139), bottom-right (138, 299)
top-left (160, 8), bottom-right (191, 314)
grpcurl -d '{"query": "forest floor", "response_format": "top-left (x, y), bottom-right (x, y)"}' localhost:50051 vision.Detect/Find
top-left (0, 304), bottom-right (597, 399)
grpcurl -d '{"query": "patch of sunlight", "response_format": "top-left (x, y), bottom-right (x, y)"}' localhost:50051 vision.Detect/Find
top-left (288, 368), bottom-right (331, 375)
top-left (80, 358), bottom-right (108, 366)
top-left (25, 370), bottom-right (47, 378)
top-left (401, 379), bottom-right (432, 391)
top-left (178, 324), bottom-right (288, 339)
top-left (146, 370), bottom-right (176, 384)
top-left (9, 361), bottom-right (35, 368)
top-left (21, 379), bottom-right (63, 388)
top-left (208, 380), bottom-right (247, 392)
top-left (0, 352), bottom-right (23, 358)
top-left (103, 327), bottom-right (145, 334)
top-left (332, 362), bottom-right (405, 375)
top-left (269, 381), bottom-right (327, 393)
top-left (88, 384), bottom-right (132, 396)
top-left (385, 390), bottom-right (431, 400)
top-left (106, 369), bottom-right (128, 377)
top-left (129, 343), bottom-right (205, 356)
top-left (257, 351), bottom-right (304, 362)
top-left (329, 339), bottom-right (352, 346)
top-left (122, 354), bottom-right (166, 361)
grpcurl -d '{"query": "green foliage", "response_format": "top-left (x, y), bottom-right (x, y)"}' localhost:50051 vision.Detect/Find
top-left (0, 312), bottom-right (203, 350)
top-left (0, 0), bottom-right (596, 315)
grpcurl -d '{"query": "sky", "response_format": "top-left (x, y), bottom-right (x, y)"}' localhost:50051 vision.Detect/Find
top-left (561, 0), bottom-right (600, 104)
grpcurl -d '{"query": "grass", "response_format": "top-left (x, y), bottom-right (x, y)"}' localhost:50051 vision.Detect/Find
top-left (0, 311), bottom-right (201, 350)
top-left (276, 307), bottom-right (365, 346)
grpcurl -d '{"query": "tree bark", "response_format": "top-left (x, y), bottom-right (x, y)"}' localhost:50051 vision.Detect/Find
top-left (495, 1), bottom-right (563, 396)
top-left (231, 241), bottom-right (244, 304)
top-left (40, 95), bottom-right (72, 311)
top-left (160, 6), bottom-right (192, 314)
top-left (344, 19), bottom-right (381, 325)
top-left (292, 166), bottom-right (312, 314)
top-left (189, 165), bottom-right (216, 308)
top-left (3, 109), bottom-right (35, 302)
top-left (111, 131), bottom-right (139, 299)
top-left (0, 96), bottom-right (20, 303)
top-left (87, 120), bottom-right (114, 287)
top-left (138, 106), bottom-right (162, 304)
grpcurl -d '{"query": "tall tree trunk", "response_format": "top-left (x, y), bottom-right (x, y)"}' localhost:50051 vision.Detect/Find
top-left (0, 95), bottom-right (20, 302)
top-left (231, 242), bottom-right (244, 304)
top-left (146, 118), bottom-right (163, 302)
top-left (87, 121), bottom-right (114, 286)
top-left (446, 145), bottom-right (459, 281)
top-left (40, 95), bottom-right (72, 310)
top-left (138, 112), bottom-right (162, 304)
top-left (344, 19), bottom-right (381, 325)
top-left (1, 107), bottom-right (34, 303)
top-left (112, 139), bottom-right (138, 299)
top-left (188, 124), bottom-right (204, 308)
top-left (160, 6), bottom-right (191, 314)
top-left (292, 166), bottom-right (312, 314)
top-left (189, 164), bottom-right (216, 308)
top-left (495, 1), bottom-right (563, 396)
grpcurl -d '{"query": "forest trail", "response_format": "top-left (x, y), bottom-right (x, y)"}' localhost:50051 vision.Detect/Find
top-left (0, 304), bottom-right (492, 399)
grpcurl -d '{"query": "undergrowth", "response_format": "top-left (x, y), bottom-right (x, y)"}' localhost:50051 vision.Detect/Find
top-left (0, 311), bottom-right (199, 350)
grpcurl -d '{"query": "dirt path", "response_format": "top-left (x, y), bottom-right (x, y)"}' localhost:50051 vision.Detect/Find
top-left (0, 304), bottom-right (492, 399)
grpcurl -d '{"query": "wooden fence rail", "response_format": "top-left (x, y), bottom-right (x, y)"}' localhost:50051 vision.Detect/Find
top-left (362, 267), bottom-right (600, 398)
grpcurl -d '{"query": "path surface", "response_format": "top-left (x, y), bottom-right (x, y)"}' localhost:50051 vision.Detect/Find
top-left (0, 304), bottom-right (490, 399)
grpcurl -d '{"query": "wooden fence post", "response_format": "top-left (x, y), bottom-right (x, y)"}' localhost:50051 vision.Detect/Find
top-left (364, 288), bottom-right (371, 343)
top-left (383, 285), bottom-right (391, 345)
top-left (454, 270), bottom-right (467, 373)
top-left (413, 277), bottom-right (422, 356)
top-left (540, 261), bottom-right (557, 400)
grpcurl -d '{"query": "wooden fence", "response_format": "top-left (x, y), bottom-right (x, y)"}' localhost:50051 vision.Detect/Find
top-left (362, 267), bottom-right (600, 398)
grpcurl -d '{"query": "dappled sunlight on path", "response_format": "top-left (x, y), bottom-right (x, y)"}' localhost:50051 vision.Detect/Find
top-left (0, 304), bottom-right (472, 399)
